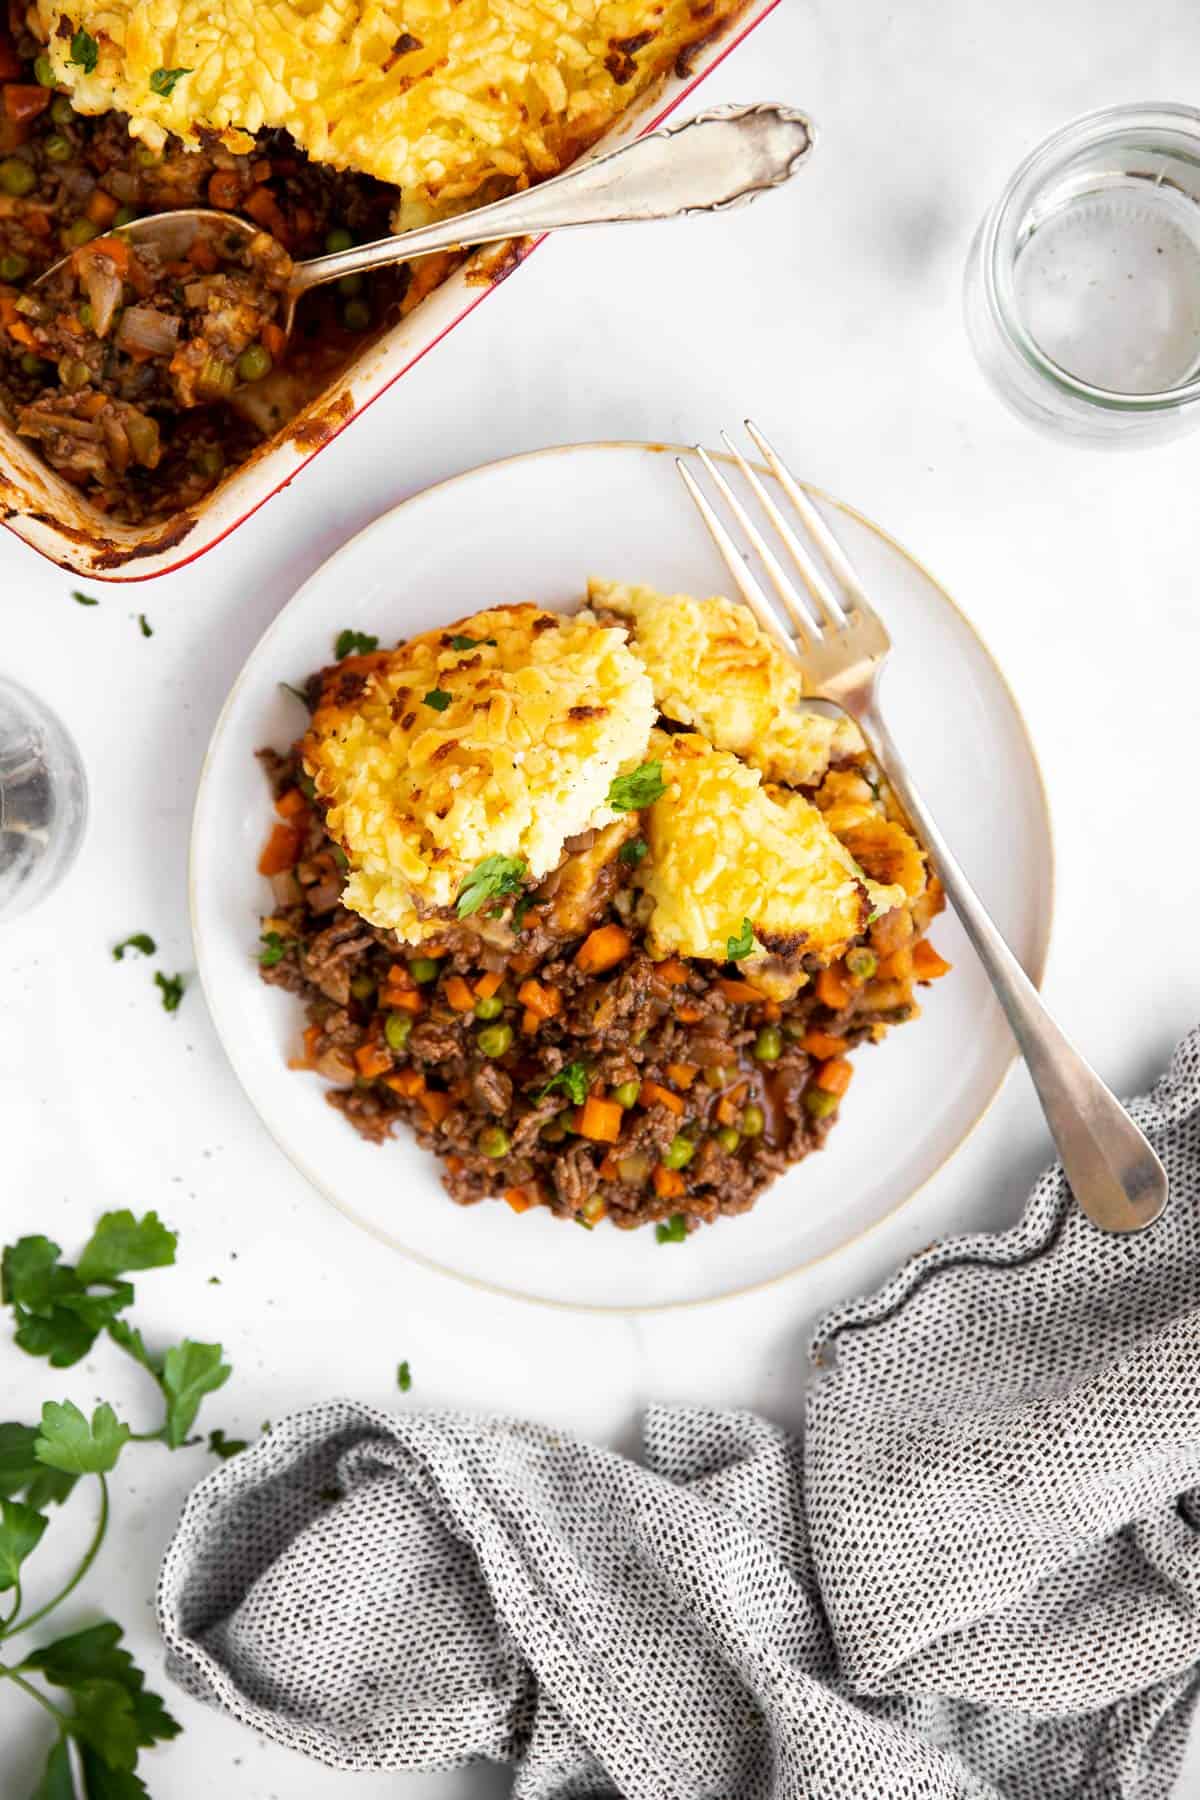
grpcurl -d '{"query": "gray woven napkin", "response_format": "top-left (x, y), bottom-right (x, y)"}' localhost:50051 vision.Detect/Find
top-left (158, 1027), bottom-right (1200, 1799)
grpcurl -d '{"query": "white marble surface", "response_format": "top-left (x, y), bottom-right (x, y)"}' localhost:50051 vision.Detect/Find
top-left (4, 0), bottom-right (1200, 1793)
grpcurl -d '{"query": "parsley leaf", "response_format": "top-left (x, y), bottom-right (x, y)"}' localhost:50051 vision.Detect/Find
top-left (448, 634), bottom-right (497, 651)
top-left (535, 1061), bottom-right (588, 1107)
top-left (27, 1620), bottom-right (181, 1753)
top-left (79, 1747), bottom-right (153, 1798)
top-left (30, 1738), bottom-right (75, 1800)
top-left (655, 1213), bottom-right (688, 1245)
top-left (137, 613), bottom-right (152, 638)
top-left (259, 930), bottom-right (289, 968)
top-left (161, 1341), bottom-right (231, 1448)
top-left (726, 917), bottom-right (754, 962)
top-left (207, 1428), bottom-right (248, 1461)
top-left (607, 760), bottom-right (665, 813)
top-left (618, 837), bottom-right (648, 867)
top-left (149, 65), bottom-right (190, 95)
top-left (0, 1422), bottom-right (77, 1509)
top-left (334, 628), bottom-right (378, 660)
top-left (423, 687), bottom-right (452, 711)
top-left (0, 1496), bottom-right (47, 1591)
top-left (456, 854), bottom-right (527, 919)
top-left (154, 971), bottom-right (185, 1013)
top-left (106, 1319), bottom-right (160, 1376)
top-left (71, 589), bottom-right (99, 606)
top-left (396, 1360), bottom-right (412, 1392)
top-left (35, 1401), bottom-right (130, 1475)
top-left (68, 28), bottom-right (98, 73)
top-left (76, 1210), bottom-right (177, 1285)
top-left (112, 933), bottom-right (155, 961)
top-left (0, 1237), bottom-right (130, 1369)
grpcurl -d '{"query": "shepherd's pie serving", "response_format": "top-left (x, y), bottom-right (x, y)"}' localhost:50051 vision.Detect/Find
top-left (255, 586), bottom-right (950, 1236)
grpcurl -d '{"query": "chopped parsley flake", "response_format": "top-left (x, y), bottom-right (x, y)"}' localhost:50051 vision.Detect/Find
top-left (396, 1360), bottom-right (412, 1392)
top-left (726, 918), bottom-right (754, 962)
top-left (455, 854), bottom-right (526, 919)
top-left (137, 612), bottom-right (153, 637)
top-left (68, 28), bottom-right (98, 73)
top-left (608, 760), bottom-right (665, 813)
top-left (423, 688), bottom-right (452, 711)
top-left (71, 589), bottom-right (99, 607)
top-left (149, 65), bottom-right (191, 95)
top-left (618, 837), bottom-right (648, 867)
top-left (512, 894), bottom-right (534, 931)
top-left (258, 931), bottom-right (289, 968)
top-left (448, 634), bottom-right (497, 651)
top-left (112, 933), bottom-right (156, 961)
top-left (535, 1061), bottom-right (588, 1107)
top-left (208, 1428), bottom-right (248, 1460)
top-left (656, 1213), bottom-right (688, 1245)
top-left (334, 628), bottom-right (379, 660)
top-left (154, 971), bottom-right (185, 1014)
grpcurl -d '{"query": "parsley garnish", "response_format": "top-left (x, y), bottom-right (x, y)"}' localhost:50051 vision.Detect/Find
top-left (258, 930), bottom-right (289, 968)
top-left (618, 837), bottom-right (648, 867)
top-left (68, 27), bottom-right (98, 73)
top-left (138, 611), bottom-right (153, 637)
top-left (112, 932), bottom-right (155, 961)
top-left (535, 1061), bottom-right (588, 1106)
top-left (149, 64), bottom-right (191, 95)
top-left (512, 894), bottom-right (533, 930)
top-left (456, 854), bottom-right (527, 919)
top-left (396, 1360), bottom-right (412, 1392)
top-left (726, 917), bottom-right (754, 962)
top-left (448, 634), bottom-right (497, 651)
top-left (423, 688), bottom-right (452, 711)
top-left (208, 1428), bottom-right (248, 1460)
top-left (155, 971), bottom-right (185, 1013)
top-left (334, 628), bottom-right (379, 659)
top-left (70, 589), bottom-right (98, 606)
top-left (607, 760), bottom-right (665, 813)
top-left (656, 1213), bottom-right (688, 1244)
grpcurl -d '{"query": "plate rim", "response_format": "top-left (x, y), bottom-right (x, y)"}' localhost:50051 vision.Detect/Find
top-left (189, 438), bottom-right (1056, 1314)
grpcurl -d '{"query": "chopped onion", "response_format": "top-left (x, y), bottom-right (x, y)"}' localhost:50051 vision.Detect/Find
top-left (115, 305), bottom-right (181, 357)
top-left (79, 250), bottom-right (123, 338)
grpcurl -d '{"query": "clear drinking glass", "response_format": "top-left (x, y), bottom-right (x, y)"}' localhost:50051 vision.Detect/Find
top-left (964, 104), bottom-right (1200, 443)
top-left (0, 677), bottom-right (88, 921)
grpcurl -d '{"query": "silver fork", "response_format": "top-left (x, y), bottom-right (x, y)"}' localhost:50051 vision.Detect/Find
top-left (678, 421), bottom-right (1167, 1233)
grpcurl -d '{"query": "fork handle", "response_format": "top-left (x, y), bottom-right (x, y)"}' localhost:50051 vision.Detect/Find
top-left (856, 699), bottom-right (1167, 1232)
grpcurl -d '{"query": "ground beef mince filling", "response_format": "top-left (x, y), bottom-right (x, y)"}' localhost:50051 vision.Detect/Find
top-left (255, 722), bottom-right (947, 1236)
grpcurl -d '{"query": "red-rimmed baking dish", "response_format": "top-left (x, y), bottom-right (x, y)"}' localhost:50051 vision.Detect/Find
top-left (0, 0), bottom-right (780, 581)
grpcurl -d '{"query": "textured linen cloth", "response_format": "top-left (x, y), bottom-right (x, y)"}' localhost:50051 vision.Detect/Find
top-left (158, 1028), bottom-right (1200, 1799)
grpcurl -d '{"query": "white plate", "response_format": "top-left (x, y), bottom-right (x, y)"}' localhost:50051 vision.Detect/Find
top-left (190, 442), bottom-right (1054, 1311)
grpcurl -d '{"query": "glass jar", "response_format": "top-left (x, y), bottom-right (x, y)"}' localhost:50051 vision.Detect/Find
top-left (0, 676), bottom-right (88, 921)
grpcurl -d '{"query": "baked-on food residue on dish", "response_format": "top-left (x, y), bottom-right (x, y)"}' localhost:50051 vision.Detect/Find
top-left (256, 587), bottom-right (951, 1235)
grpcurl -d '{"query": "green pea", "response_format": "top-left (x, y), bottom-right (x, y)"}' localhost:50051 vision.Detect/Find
top-left (50, 95), bottom-right (75, 126)
top-left (845, 947), bottom-right (878, 981)
top-left (113, 205), bottom-right (137, 228)
top-left (19, 351), bottom-right (47, 377)
top-left (740, 1102), bottom-right (765, 1139)
top-left (60, 218), bottom-right (99, 249)
top-left (478, 1124), bottom-right (510, 1159)
top-left (350, 972), bottom-right (376, 1000)
top-left (341, 297), bottom-right (370, 332)
top-left (324, 225), bottom-right (353, 253)
top-left (0, 252), bottom-right (29, 281)
top-left (612, 1080), bottom-right (640, 1109)
top-left (77, 302), bottom-right (93, 328)
top-left (34, 53), bottom-right (57, 87)
top-left (236, 342), bottom-right (273, 383)
top-left (473, 994), bottom-right (504, 1021)
top-left (715, 1126), bottom-right (741, 1153)
top-left (407, 956), bottom-right (439, 984)
top-left (337, 272), bottom-right (364, 297)
top-left (42, 134), bottom-right (72, 163)
top-left (0, 158), bottom-right (37, 198)
top-left (384, 1010), bottom-right (413, 1052)
top-left (804, 1087), bottom-right (840, 1120)
top-left (134, 144), bottom-right (162, 167)
top-left (476, 1022), bottom-right (513, 1060)
top-left (58, 356), bottom-right (90, 390)
top-left (662, 1134), bottom-right (695, 1171)
top-left (753, 1024), bottom-right (783, 1063)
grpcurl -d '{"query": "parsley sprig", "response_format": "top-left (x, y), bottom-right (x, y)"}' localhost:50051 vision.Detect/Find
top-left (534, 1061), bottom-right (588, 1107)
top-left (0, 1211), bottom-right (239, 1796)
top-left (726, 918), bottom-right (754, 962)
top-left (455, 854), bottom-right (527, 920)
top-left (607, 760), bottom-right (665, 813)
top-left (334, 628), bottom-right (378, 660)
top-left (149, 65), bottom-right (191, 95)
top-left (67, 28), bottom-right (98, 73)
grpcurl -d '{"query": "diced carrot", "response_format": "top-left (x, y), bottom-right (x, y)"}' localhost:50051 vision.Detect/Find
top-left (675, 1004), bottom-right (703, 1024)
top-left (186, 236), bottom-right (220, 272)
top-left (597, 1150), bottom-right (621, 1180)
top-left (258, 821), bottom-right (303, 875)
top-left (877, 946), bottom-right (914, 981)
top-left (653, 958), bottom-right (690, 985)
top-left (653, 1165), bottom-right (685, 1199)
top-left (575, 924), bottom-right (632, 975)
top-left (520, 1007), bottom-right (540, 1036)
top-left (815, 967), bottom-right (851, 1010)
top-left (86, 189), bottom-right (119, 227)
top-left (354, 1043), bottom-right (392, 1080)
top-left (207, 169), bottom-right (243, 211)
top-left (93, 232), bottom-right (131, 273)
top-left (302, 1023), bottom-right (322, 1064)
top-left (577, 1095), bottom-right (623, 1144)
top-left (715, 1082), bottom-right (749, 1128)
top-left (509, 951), bottom-right (538, 977)
top-left (77, 390), bottom-right (107, 418)
top-left (381, 987), bottom-right (423, 1015)
top-left (449, 1077), bottom-right (471, 1100)
top-left (274, 787), bottom-right (308, 819)
top-left (517, 977), bottom-right (560, 1020)
top-left (639, 1079), bottom-right (684, 1117)
top-left (912, 940), bottom-right (952, 981)
top-left (665, 1062), bottom-right (698, 1090)
top-left (762, 1000), bottom-right (782, 1023)
top-left (445, 1156), bottom-right (465, 1176)
top-left (801, 1030), bottom-right (848, 1060)
top-left (383, 1068), bottom-right (425, 1098)
top-left (261, 320), bottom-right (287, 360)
top-left (385, 962), bottom-right (415, 990)
top-left (243, 184), bottom-right (290, 241)
top-left (250, 158), bottom-right (273, 182)
top-left (505, 1184), bottom-right (538, 1213)
top-left (418, 1088), bottom-right (453, 1126)
top-left (3, 84), bottom-right (50, 124)
top-left (815, 1057), bottom-right (854, 1097)
top-left (474, 970), bottom-right (504, 1000)
top-left (719, 978), bottom-right (764, 1005)
top-left (444, 975), bottom-right (476, 1012)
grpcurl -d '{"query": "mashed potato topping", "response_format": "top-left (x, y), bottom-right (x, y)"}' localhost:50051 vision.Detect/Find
top-left (639, 729), bottom-right (906, 975)
top-left (302, 604), bottom-right (654, 941)
top-left (589, 578), bottom-right (863, 788)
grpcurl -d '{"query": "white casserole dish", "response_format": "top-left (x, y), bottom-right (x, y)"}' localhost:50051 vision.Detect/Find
top-left (0, 0), bottom-right (780, 581)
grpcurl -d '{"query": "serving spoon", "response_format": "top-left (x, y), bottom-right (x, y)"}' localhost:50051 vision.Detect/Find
top-left (33, 102), bottom-right (813, 339)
